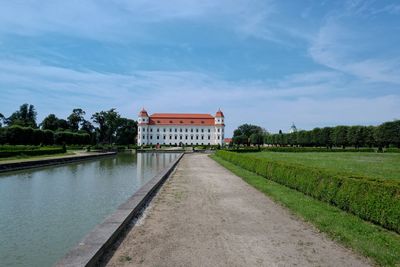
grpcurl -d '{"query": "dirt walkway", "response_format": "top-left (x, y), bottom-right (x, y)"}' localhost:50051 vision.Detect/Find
top-left (106, 154), bottom-right (370, 267)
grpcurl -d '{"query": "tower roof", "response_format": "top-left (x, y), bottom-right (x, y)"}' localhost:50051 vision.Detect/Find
top-left (138, 108), bottom-right (149, 117)
top-left (215, 109), bottom-right (224, 117)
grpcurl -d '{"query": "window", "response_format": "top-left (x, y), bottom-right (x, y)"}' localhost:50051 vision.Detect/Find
top-left (201, 121), bottom-right (204, 124)
top-left (201, 129), bottom-right (204, 133)
top-left (180, 120), bottom-right (183, 123)
top-left (175, 128), bottom-right (177, 132)
top-left (180, 128), bottom-right (182, 132)
top-left (143, 135), bottom-right (145, 139)
top-left (180, 135), bottom-right (183, 140)
top-left (185, 129), bottom-right (188, 132)
top-left (169, 120), bottom-right (173, 123)
top-left (196, 129), bottom-right (199, 133)
top-left (185, 135), bottom-right (188, 140)
top-left (170, 135), bottom-right (172, 139)
top-left (191, 136), bottom-right (193, 140)
top-left (175, 135), bottom-right (178, 140)
top-left (163, 128), bottom-right (166, 132)
top-left (217, 135), bottom-right (220, 139)
top-left (169, 128), bottom-right (172, 132)
top-left (163, 135), bottom-right (166, 139)
top-left (208, 129), bottom-right (211, 133)
top-left (217, 128), bottom-right (220, 132)
top-left (201, 135), bottom-right (204, 140)
top-left (150, 128), bottom-right (153, 132)
top-left (138, 128), bottom-right (141, 132)
top-left (191, 129), bottom-right (193, 132)
top-left (196, 135), bottom-right (199, 139)
top-left (150, 135), bottom-right (153, 139)
top-left (143, 128), bottom-right (146, 132)
top-left (208, 135), bottom-right (210, 140)
top-left (157, 120), bottom-right (160, 123)
top-left (157, 128), bottom-right (159, 132)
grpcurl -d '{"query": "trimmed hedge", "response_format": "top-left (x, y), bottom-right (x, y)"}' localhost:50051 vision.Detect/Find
top-left (0, 146), bottom-right (66, 158)
top-left (261, 147), bottom-right (376, 153)
top-left (215, 150), bottom-right (400, 233)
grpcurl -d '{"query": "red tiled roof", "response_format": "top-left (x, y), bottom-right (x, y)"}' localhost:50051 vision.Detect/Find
top-left (215, 110), bottom-right (224, 117)
top-left (138, 108), bottom-right (149, 117)
top-left (224, 138), bottom-right (232, 143)
top-left (149, 113), bottom-right (215, 126)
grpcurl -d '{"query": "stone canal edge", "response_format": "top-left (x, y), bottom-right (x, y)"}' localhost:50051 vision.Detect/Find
top-left (54, 153), bottom-right (184, 267)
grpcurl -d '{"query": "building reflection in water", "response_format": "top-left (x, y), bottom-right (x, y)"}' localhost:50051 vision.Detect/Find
top-left (136, 152), bottom-right (178, 183)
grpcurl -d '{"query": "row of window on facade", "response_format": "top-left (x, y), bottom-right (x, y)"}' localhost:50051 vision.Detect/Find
top-left (138, 128), bottom-right (223, 133)
top-left (141, 135), bottom-right (223, 140)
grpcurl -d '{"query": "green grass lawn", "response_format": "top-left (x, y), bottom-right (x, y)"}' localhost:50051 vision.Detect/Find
top-left (211, 155), bottom-right (400, 267)
top-left (247, 152), bottom-right (400, 180)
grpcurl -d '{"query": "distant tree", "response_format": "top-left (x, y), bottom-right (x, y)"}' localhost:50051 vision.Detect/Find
top-left (364, 126), bottom-right (376, 148)
top-left (80, 119), bottom-right (95, 134)
top-left (92, 109), bottom-right (121, 144)
top-left (375, 120), bottom-right (400, 149)
top-left (0, 113), bottom-right (4, 127)
top-left (311, 128), bottom-right (322, 147)
top-left (233, 124), bottom-right (264, 146)
top-left (320, 127), bottom-right (333, 148)
top-left (40, 114), bottom-right (60, 131)
top-left (67, 108), bottom-right (86, 131)
top-left (332, 126), bottom-right (349, 149)
top-left (56, 119), bottom-right (69, 131)
top-left (7, 103), bottom-right (37, 128)
top-left (250, 133), bottom-right (264, 148)
top-left (115, 118), bottom-right (137, 145)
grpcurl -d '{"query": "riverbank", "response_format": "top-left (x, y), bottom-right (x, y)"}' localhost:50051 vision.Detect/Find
top-left (0, 151), bottom-right (117, 173)
top-left (105, 153), bottom-right (370, 267)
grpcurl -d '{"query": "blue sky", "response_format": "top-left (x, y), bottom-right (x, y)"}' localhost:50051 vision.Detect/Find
top-left (0, 0), bottom-right (399, 135)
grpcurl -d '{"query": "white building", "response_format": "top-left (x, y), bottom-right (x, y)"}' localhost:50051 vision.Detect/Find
top-left (137, 109), bottom-right (225, 146)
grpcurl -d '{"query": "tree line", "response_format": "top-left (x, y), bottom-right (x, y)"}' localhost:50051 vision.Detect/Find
top-left (231, 120), bottom-right (400, 149)
top-left (266, 121), bottom-right (400, 149)
top-left (0, 104), bottom-right (137, 145)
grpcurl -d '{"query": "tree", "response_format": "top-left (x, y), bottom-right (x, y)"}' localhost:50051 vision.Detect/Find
top-left (320, 127), bottom-right (333, 148)
top-left (115, 118), bottom-right (137, 145)
top-left (233, 124), bottom-right (264, 146)
top-left (375, 120), bottom-right (400, 148)
top-left (7, 103), bottom-right (37, 128)
top-left (332, 126), bottom-right (349, 149)
top-left (40, 114), bottom-right (60, 131)
top-left (250, 133), bottom-right (264, 148)
top-left (67, 108), bottom-right (86, 131)
top-left (0, 113), bottom-right (4, 127)
top-left (91, 109), bottom-right (121, 144)
top-left (56, 119), bottom-right (69, 131)
top-left (80, 119), bottom-right (95, 134)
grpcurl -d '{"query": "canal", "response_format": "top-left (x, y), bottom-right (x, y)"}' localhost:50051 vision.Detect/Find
top-left (0, 152), bottom-right (180, 267)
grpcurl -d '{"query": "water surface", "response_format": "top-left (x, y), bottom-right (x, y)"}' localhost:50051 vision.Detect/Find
top-left (0, 152), bottom-right (179, 267)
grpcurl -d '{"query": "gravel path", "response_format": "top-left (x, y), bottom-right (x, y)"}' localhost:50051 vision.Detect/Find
top-left (106, 153), bottom-right (371, 267)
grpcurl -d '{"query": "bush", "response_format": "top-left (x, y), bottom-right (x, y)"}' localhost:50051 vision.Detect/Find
top-left (0, 146), bottom-right (65, 158)
top-left (215, 151), bottom-right (400, 233)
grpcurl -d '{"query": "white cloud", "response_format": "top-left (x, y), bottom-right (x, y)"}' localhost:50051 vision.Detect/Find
top-left (0, 58), bottom-right (398, 134)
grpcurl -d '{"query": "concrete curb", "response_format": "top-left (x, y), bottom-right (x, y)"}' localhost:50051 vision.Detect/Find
top-left (0, 152), bottom-right (117, 173)
top-left (54, 153), bottom-right (184, 267)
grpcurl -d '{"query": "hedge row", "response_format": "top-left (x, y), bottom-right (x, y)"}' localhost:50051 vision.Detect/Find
top-left (0, 147), bottom-right (66, 158)
top-left (261, 147), bottom-right (376, 153)
top-left (215, 150), bottom-right (400, 233)
top-left (0, 126), bottom-right (90, 145)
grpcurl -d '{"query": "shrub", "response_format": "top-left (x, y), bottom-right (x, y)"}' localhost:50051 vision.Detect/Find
top-left (259, 147), bottom-right (376, 153)
top-left (0, 146), bottom-right (65, 158)
top-left (215, 151), bottom-right (400, 233)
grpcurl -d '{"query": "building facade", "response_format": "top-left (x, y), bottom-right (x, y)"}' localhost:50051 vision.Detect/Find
top-left (137, 109), bottom-right (225, 146)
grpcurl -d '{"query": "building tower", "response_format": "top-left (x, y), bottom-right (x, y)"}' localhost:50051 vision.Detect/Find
top-left (214, 109), bottom-right (225, 146)
top-left (137, 108), bottom-right (149, 145)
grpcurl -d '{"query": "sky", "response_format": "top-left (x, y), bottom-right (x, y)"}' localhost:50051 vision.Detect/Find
top-left (0, 0), bottom-right (399, 135)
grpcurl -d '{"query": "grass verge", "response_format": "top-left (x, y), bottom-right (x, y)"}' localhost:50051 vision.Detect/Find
top-left (210, 154), bottom-right (400, 267)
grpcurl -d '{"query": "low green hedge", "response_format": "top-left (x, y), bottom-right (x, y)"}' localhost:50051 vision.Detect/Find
top-left (0, 147), bottom-right (66, 158)
top-left (215, 150), bottom-right (400, 233)
top-left (261, 147), bottom-right (376, 153)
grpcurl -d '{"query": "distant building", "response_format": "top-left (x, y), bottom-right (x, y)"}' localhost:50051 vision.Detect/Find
top-left (223, 138), bottom-right (232, 146)
top-left (289, 123), bottom-right (297, 133)
top-left (137, 109), bottom-right (225, 146)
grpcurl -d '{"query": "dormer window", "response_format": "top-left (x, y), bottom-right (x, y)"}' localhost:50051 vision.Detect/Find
top-left (169, 120), bottom-right (173, 123)
top-left (180, 120), bottom-right (183, 123)
top-left (157, 120), bottom-right (160, 123)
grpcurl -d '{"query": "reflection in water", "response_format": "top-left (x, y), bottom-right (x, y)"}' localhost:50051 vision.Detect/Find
top-left (0, 152), bottom-right (179, 267)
